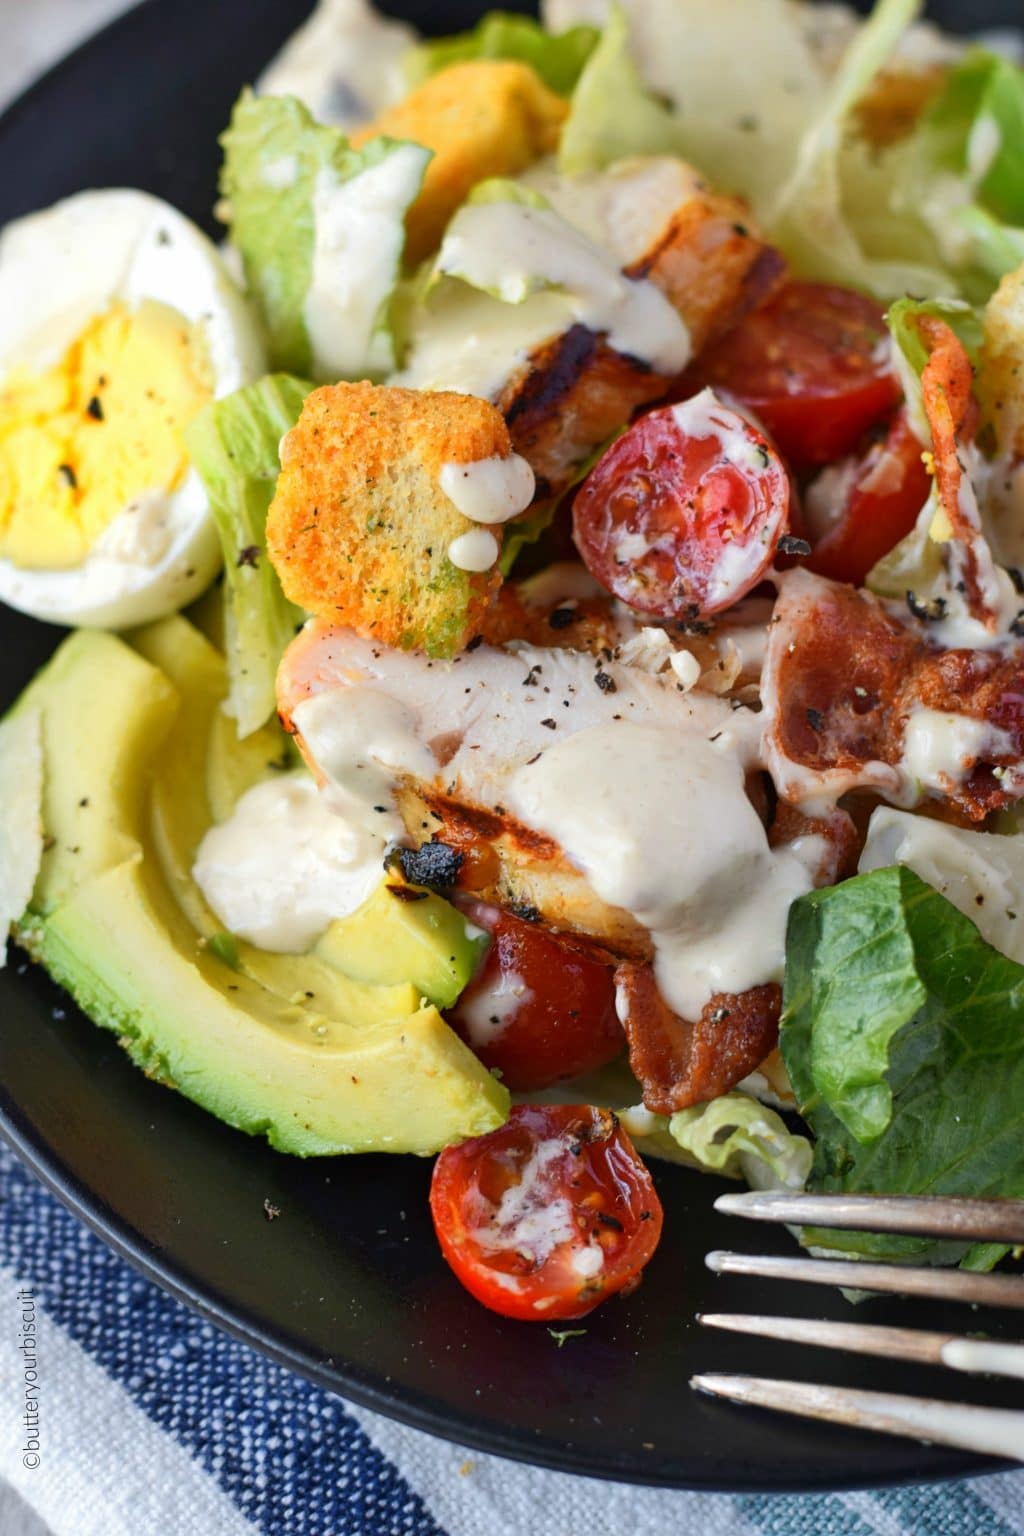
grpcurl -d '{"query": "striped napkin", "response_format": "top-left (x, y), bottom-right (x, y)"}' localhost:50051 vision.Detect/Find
top-left (0, 1139), bottom-right (1020, 1536)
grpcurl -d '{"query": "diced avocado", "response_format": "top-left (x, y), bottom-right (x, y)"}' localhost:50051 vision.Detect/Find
top-left (11, 630), bottom-right (178, 916)
top-left (317, 878), bottom-right (489, 1010)
top-left (22, 857), bottom-right (505, 1155)
top-left (15, 619), bottom-right (508, 1153)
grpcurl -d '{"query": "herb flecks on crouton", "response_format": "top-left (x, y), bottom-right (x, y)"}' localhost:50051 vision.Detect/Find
top-left (266, 382), bottom-right (516, 657)
top-left (351, 61), bottom-right (567, 264)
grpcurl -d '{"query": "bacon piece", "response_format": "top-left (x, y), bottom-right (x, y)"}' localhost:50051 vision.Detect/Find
top-left (768, 801), bottom-right (860, 886)
top-left (615, 962), bottom-right (780, 1114)
top-left (916, 315), bottom-right (999, 630)
top-left (763, 568), bottom-right (1024, 822)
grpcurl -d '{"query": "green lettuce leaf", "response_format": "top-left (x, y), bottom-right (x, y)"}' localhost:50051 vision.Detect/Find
top-left (619, 1097), bottom-right (812, 1190)
top-left (404, 11), bottom-right (599, 96)
top-left (780, 865), bottom-right (1024, 1265)
top-left (185, 374), bottom-right (309, 739)
top-left (219, 90), bottom-right (429, 381)
top-left (557, 4), bottom-right (680, 176)
top-left (767, 0), bottom-right (950, 299)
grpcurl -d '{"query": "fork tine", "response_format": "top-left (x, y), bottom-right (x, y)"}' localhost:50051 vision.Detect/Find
top-left (706, 1250), bottom-right (1024, 1308)
top-left (697, 1313), bottom-right (1024, 1380)
top-left (713, 1190), bottom-right (1024, 1244)
top-left (690, 1374), bottom-right (1024, 1462)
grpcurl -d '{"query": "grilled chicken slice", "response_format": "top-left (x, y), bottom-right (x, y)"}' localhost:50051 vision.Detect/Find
top-left (398, 157), bottom-right (784, 499)
top-left (277, 618), bottom-right (749, 956)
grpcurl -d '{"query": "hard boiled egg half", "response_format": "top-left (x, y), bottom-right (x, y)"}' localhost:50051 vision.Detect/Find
top-left (0, 189), bottom-right (265, 627)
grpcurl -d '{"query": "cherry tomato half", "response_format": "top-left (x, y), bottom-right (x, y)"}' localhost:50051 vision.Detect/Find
top-left (688, 281), bottom-right (901, 468)
top-left (572, 392), bottom-right (790, 619)
top-left (448, 904), bottom-right (623, 1092)
top-left (807, 409), bottom-right (931, 587)
top-left (430, 1104), bottom-right (663, 1321)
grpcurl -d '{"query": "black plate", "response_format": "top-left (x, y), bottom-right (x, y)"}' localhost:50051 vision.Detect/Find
top-left (0, 0), bottom-right (1020, 1493)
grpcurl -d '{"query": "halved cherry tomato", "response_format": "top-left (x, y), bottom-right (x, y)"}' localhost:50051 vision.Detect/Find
top-left (572, 392), bottom-right (790, 619)
top-left (430, 1104), bottom-right (663, 1321)
top-left (807, 409), bottom-right (931, 586)
top-left (687, 281), bottom-right (901, 468)
top-left (447, 904), bottom-right (623, 1091)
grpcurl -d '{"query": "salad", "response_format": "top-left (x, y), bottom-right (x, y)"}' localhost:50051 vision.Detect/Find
top-left (2, 0), bottom-right (1024, 1325)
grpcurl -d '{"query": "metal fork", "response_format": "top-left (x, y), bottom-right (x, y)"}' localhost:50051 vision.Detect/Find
top-left (691, 1191), bottom-right (1024, 1462)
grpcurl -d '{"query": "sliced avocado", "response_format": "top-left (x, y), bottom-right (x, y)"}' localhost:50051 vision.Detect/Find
top-left (317, 878), bottom-right (489, 1010)
top-left (12, 630), bottom-right (178, 916)
top-left (14, 622), bottom-right (509, 1154)
top-left (22, 857), bottom-right (504, 1155)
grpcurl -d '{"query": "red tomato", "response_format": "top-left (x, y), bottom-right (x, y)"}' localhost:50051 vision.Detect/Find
top-left (572, 393), bottom-right (790, 619)
top-left (448, 905), bottom-right (623, 1091)
top-left (688, 281), bottom-right (901, 468)
top-left (807, 410), bottom-right (931, 587)
top-left (430, 1104), bottom-right (663, 1321)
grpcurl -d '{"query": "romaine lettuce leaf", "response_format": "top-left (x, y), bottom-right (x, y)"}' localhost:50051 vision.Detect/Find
top-left (620, 1096), bottom-right (812, 1191)
top-left (185, 375), bottom-right (309, 739)
top-left (404, 11), bottom-right (599, 96)
top-left (780, 865), bottom-right (1024, 1266)
top-left (219, 90), bottom-right (428, 381)
top-left (767, 0), bottom-right (951, 300)
top-left (557, 4), bottom-right (679, 176)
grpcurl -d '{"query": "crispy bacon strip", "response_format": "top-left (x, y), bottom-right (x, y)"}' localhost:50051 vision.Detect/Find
top-left (916, 315), bottom-right (998, 629)
top-left (768, 801), bottom-right (860, 886)
top-left (763, 569), bottom-right (1024, 822)
top-left (615, 963), bottom-right (780, 1115)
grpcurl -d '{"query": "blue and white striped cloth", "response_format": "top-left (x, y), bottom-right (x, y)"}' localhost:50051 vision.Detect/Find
top-left (0, 1139), bottom-right (1021, 1536)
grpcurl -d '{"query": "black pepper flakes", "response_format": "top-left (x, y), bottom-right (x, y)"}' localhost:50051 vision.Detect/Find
top-left (85, 395), bottom-right (104, 421)
top-left (806, 707), bottom-right (825, 732)
top-left (510, 903), bottom-right (541, 923)
top-left (58, 463), bottom-right (78, 489)
top-left (236, 545), bottom-right (261, 568)
top-left (540, 717), bottom-right (557, 729)
top-left (548, 607), bottom-right (578, 630)
top-left (594, 669), bottom-right (617, 693)
top-left (777, 534), bottom-right (811, 557)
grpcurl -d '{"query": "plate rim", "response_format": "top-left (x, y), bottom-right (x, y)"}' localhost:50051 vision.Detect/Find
top-left (0, 0), bottom-right (1011, 1496)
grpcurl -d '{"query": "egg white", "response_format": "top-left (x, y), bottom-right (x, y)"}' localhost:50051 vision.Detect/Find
top-left (0, 189), bottom-right (265, 628)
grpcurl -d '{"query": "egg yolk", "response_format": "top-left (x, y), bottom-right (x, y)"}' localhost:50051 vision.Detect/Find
top-left (0, 299), bottom-right (213, 570)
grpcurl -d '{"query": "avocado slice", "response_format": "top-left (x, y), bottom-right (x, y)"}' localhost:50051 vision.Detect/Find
top-left (316, 878), bottom-right (488, 1009)
top-left (12, 622), bottom-right (508, 1155)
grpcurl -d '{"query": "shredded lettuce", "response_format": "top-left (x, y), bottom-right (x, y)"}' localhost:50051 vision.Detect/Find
top-left (768, 0), bottom-right (951, 300)
top-left (780, 866), bottom-right (1024, 1267)
top-left (185, 375), bottom-right (310, 739)
top-left (620, 1097), bottom-right (812, 1191)
top-left (557, 4), bottom-right (678, 176)
top-left (404, 11), bottom-right (599, 96)
top-left (219, 90), bottom-right (428, 381)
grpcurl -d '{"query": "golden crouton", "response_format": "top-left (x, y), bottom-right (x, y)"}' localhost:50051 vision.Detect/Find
top-left (266, 382), bottom-right (516, 657)
top-left (351, 61), bottom-right (567, 263)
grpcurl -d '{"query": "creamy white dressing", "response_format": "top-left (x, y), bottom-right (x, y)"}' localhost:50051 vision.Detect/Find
top-left (434, 201), bottom-right (691, 377)
top-left (439, 454), bottom-right (535, 525)
top-left (521, 155), bottom-right (704, 268)
top-left (471, 1137), bottom-right (575, 1261)
top-left (394, 283), bottom-right (576, 400)
top-left (447, 529), bottom-right (501, 572)
top-left (860, 806), bottom-right (1024, 965)
top-left (305, 145), bottom-right (428, 381)
top-left (900, 707), bottom-right (1013, 797)
top-left (507, 721), bottom-right (814, 1019)
top-left (192, 772), bottom-right (384, 953)
top-left (261, 155), bottom-right (298, 191)
top-left (290, 686), bottom-right (437, 839)
top-left (256, 0), bottom-right (414, 129)
top-left (459, 968), bottom-right (533, 1049)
